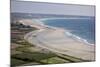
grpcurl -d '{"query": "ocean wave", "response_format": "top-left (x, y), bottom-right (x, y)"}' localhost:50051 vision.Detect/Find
top-left (65, 31), bottom-right (93, 45)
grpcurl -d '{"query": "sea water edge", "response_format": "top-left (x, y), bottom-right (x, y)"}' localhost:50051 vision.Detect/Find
top-left (32, 17), bottom-right (94, 45)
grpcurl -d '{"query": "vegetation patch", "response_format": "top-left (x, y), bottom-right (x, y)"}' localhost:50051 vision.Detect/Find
top-left (11, 58), bottom-right (27, 67)
top-left (41, 57), bottom-right (69, 64)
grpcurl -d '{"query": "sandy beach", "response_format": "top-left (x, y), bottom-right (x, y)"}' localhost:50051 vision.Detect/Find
top-left (19, 19), bottom-right (95, 61)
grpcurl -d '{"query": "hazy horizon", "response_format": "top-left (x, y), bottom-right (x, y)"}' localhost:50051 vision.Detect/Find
top-left (11, 0), bottom-right (95, 16)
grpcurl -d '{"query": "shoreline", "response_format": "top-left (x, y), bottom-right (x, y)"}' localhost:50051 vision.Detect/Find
top-left (19, 19), bottom-right (95, 61)
top-left (39, 18), bottom-right (94, 45)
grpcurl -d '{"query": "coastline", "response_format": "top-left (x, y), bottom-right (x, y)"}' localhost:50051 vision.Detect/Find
top-left (41, 18), bottom-right (95, 45)
top-left (19, 19), bottom-right (95, 61)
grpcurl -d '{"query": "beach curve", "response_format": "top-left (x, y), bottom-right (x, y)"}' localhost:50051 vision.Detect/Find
top-left (20, 19), bottom-right (95, 61)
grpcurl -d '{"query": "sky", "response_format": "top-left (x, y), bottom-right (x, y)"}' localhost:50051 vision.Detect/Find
top-left (11, 0), bottom-right (95, 16)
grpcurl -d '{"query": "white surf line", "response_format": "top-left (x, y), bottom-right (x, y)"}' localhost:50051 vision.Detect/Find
top-left (40, 17), bottom-right (92, 21)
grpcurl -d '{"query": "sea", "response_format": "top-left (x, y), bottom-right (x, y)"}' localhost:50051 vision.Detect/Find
top-left (42, 17), bottom-right (95, 45)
